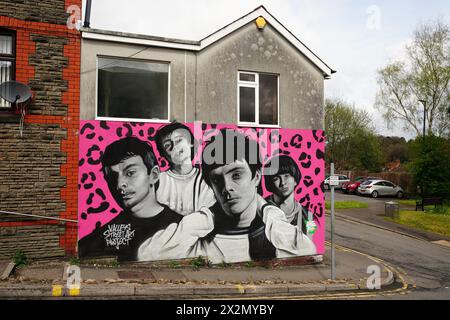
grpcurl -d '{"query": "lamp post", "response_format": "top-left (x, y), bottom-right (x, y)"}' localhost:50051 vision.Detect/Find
top-left (419, 99), bottom-right (427, 143)
top-left (418, 99), bottom-right (428, 197)
top-left (325, 141), bottom-right (336, 280)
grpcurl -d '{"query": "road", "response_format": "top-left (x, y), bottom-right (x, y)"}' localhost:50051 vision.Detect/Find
top-left (325, 190), bottom-right (450, 299)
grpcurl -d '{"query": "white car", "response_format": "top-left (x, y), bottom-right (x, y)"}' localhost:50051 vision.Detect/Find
top-left (357, 179), bottom-right (404, 198)
top-left (324, 175), bottom-right (350, 190)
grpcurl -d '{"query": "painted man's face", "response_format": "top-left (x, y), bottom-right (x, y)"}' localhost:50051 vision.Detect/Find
top-left (108, 155), bottom-right (152, 211)
top-left (271, 173), bottom-right (296, 198)
top-left (161, 128), bottom-right (192, 166)
top-left (209, 159), bottom-right (261, 217)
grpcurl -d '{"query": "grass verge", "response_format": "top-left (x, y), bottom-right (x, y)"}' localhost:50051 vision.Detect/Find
top-left (325, 201), bottom-right (369, 210)
top-left (399, 200), bottom-right (417, 206)
top-left (385, 210), bottom-right (450, 237)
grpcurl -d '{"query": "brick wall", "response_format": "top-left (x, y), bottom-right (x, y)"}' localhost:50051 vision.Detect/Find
top-left (0, 0), bottom-right (81, 259)
top-left (0, 0), bottom-right (69, 25)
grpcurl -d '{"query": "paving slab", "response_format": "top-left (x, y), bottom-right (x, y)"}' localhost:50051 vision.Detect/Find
top-left (81, 268), bottom-right (120, 281)
top-left (117, 270), bottom-right (155, 280)
top-left (151, 270), bottom-right (189, 282)
top-left (16, 267), bottom-right (62, 281)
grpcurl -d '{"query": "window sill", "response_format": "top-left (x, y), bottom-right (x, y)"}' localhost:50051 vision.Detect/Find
top-left (237, 122), bottom-right (281, 129)
top-left (95, 116), bottom-right (171, 124)
top-left (0, 112), bottom-right (20, 123)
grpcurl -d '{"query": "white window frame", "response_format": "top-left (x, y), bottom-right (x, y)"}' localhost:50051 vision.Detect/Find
top-left (237, 71), bottom-right (280, 128)
top-left (95, 55), bottom-right (171, 123)
top-left (0, 29), bottom-right (15, 110)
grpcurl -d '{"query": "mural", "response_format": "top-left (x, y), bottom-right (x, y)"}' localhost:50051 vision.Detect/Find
top-left (78, 121), bottom-right (325, 263)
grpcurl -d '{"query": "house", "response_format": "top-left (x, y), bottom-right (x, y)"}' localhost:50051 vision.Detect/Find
top-left (0, 0), bottom-right (81, 259)
top-left (78, 6), bottom-right (333, 263)
top-left (80, 6), bottom-right (334, 128)
top-left (0, 3), bottom-right (333, 261)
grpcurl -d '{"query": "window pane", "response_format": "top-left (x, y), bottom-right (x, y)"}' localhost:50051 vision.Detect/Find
top-left (0, 35), bottom-right (12, 55)
top-left (259, 74), bottom-right (278, 125)
top-left (239, 86), bottom-right (255, 123)
top-left (0, 60), bottom-right (12, 108)
top-left (239, 73), bottom-right (255, 82)
top-left (97, 58), bottom-right (169, 120)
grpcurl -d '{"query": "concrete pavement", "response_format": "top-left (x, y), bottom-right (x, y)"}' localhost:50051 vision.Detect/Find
top-left (0, 243), bottom-right (400, 299)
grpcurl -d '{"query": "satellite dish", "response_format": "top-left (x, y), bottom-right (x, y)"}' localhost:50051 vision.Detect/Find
top-left (0, 81), bottom-right (32, 104)
top-left (0, 81), bottom-right (32, 138)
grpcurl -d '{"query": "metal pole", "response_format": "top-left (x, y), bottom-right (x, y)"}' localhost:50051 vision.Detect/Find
top-left (330, 162), bottom-right (336, 280)
top-left (420, 100), bottom-right (426, 143)
top-left (423, 101), bottom-right (426, 142)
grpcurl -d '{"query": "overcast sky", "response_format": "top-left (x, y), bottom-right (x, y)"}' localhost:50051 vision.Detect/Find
top-left (81, 0), bottom-right (450, 140)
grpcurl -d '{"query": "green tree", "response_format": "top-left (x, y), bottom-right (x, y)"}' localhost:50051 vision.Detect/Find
top-left (375, 18), bottom-right (450, 137)
top-left (408, 136), bottom-right (450, 197)
top-left (325, 98), bottom-right (383, 171)
top-left (378, 136), bottom-right (409, 163)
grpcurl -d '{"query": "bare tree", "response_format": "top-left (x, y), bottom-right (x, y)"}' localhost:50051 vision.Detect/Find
top-left (376, 18), bottom-right (450, 137)
top-left (325, 98), bottom-right (381, 171)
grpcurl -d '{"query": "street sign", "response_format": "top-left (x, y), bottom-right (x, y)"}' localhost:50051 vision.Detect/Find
top-left (329, 175), bottom-right (339, 186)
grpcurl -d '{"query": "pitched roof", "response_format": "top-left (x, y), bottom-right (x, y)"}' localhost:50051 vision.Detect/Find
top-left (82, 5), bottom-right (335, 77)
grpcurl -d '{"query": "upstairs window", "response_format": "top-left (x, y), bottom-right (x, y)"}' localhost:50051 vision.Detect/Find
top-left (97, 57), bottom-right (170, 121)
top-left (0, 29), bottom-right (15, 109)
top-left (238, 71), bottom-right (278, 126)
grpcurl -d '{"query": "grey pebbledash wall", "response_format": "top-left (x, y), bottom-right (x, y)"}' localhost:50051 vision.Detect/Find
top-left (80, 22), bottom-right (325, 130)
top-left (195, 23), bottom-right (324, 128)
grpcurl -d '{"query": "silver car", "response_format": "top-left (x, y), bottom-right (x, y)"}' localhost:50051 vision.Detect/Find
top-left (357, 179), bottom-right (404, 198)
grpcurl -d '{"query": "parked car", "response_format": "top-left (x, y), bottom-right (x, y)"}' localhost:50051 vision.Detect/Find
top-left (342, 176), bottom-right (379, 194)
top-left (324, 175), bottom-right (350, 190)
top-left (357, 179), bottom-right (404, 198)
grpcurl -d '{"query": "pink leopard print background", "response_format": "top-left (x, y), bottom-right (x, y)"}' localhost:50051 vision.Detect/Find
top-left (78, 121), bottom-right (325, 254)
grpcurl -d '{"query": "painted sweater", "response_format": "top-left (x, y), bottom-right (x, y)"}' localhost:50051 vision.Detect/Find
top-left (156, 167), bottom-right (216, 216)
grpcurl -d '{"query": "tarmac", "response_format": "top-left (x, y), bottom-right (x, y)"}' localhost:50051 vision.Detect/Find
top-left (0, 243), bottom-right (401, 299)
